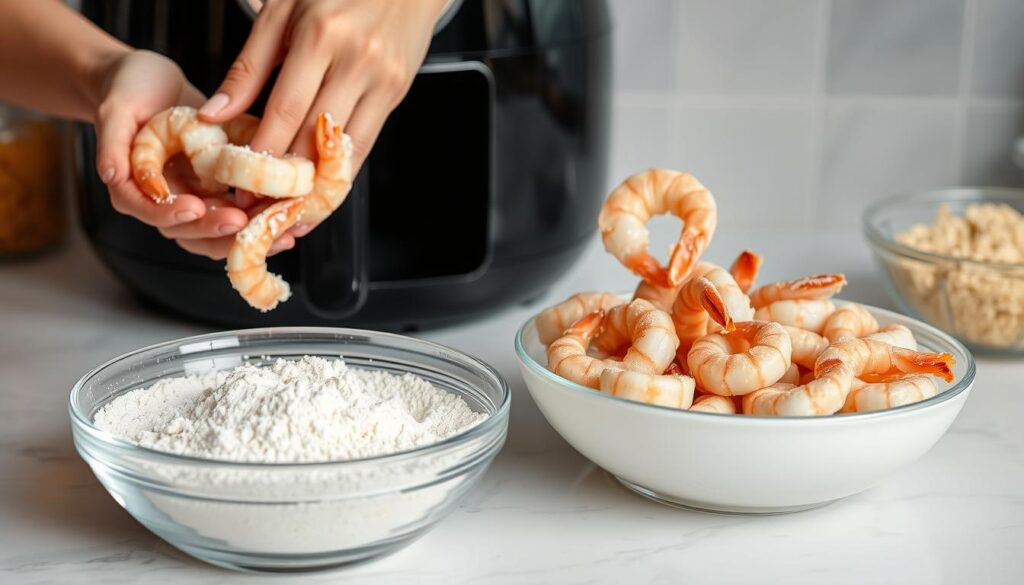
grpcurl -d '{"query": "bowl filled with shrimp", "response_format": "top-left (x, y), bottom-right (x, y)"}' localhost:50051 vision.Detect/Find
top-left (514, 169), bottom-right (976, 514)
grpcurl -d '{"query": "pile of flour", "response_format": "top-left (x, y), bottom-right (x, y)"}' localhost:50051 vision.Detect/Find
top-left (94, 356), bottom-right (486, 463)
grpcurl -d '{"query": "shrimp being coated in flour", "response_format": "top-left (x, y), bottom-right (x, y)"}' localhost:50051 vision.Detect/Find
top-left (822, 303), bottom-right (879, 343)
top-left (599, 169), bottom-right (717, 287)
top-left (225, 198), bottom-right (305, 311)
top-left (298, 113), bottom-right (355, 225)
top-left (131, 106), bottom-right (230, 202)
top-left (599, 365), bottom-right (695, 409)
top-left (687, 320), bottom-right (793, 397)
top-left (591, 299), bottom-right (679, 375)
top-left (753, 299), bottom-right (836, 334)
top-left (214, 146), bottom-right (316, 198)
top-left (546, 311), bottom-right (614, 389)
top-left (536, 291), bottom-right (624, 345)
top-left (747, 274), bottom-right (846, 310)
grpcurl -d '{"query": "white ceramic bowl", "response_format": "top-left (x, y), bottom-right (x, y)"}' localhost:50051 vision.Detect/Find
top-left (515, 303), bottom-right (975, 514)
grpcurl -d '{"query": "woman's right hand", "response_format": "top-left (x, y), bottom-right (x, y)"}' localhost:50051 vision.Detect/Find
top-left (93, 50), bottom-right (295, 259)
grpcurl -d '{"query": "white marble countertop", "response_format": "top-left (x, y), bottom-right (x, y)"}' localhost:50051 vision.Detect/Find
top-left (1, 225), bottom-right (1022, 584)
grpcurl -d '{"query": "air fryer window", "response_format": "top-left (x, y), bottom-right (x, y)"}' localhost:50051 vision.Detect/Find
top-left (367, 66), bottom-right (491, 283)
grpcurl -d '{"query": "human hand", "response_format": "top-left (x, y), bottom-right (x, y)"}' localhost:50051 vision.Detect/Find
top-left (94, 50), bottom-right (296, 259)
top-left (198, 0), bottom-right (447, 212)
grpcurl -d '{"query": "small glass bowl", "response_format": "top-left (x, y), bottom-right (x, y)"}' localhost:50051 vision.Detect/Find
top-left (864, 188), bottom-right (1024, 355)
top-left (69, 328), bottom-right (510, 573)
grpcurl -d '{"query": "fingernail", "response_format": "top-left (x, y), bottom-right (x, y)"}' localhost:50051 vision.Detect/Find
top-left (218, 223), bottom-right (241, 235)
top-left (100, 167), bottom-right (115, 184)
top-left (175, 211), bottom-right (199, 223)
top-left (199, 93), bottom-right (230, 117)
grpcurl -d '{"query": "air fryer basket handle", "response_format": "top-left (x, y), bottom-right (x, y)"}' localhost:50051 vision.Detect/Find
top-left (299, 167), bottom-right (369, 318)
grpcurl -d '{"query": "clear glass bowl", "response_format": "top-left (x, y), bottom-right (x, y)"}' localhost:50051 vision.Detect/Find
top-left (69, 328), bottom-right (510, 573)
top-left (864, 188), bottom-right (1024, 355)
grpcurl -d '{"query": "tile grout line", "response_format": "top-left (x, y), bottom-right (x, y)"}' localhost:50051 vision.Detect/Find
top-left (952, 0), bottom-right (979, 185)
top-left (807, 0), bottom-right (832, 228)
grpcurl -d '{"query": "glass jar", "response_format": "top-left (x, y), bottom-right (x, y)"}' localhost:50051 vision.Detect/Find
top-left (0, 103), bottom-right (66, 258)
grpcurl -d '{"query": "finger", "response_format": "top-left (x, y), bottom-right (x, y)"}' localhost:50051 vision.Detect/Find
top-left (197, 1), bottom-right (290, 122)
top-left (248, 38), bottom-right (332, 156)
top-left (158, 198), bottom-right (249, 239)
top-left (175, 232), bottom-right (295, 260)
top-left (178, 81), bottom-right (207, 109)
top-left (343, 91), bottom-right (396, 173)
top-left (289, 72), bottom-right (364, 159)
top-left (234, 189), bottom-right (261, 210)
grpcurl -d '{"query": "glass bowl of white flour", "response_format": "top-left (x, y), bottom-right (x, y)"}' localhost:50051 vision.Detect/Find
top-left (69, 327), bottom-right (509, 573)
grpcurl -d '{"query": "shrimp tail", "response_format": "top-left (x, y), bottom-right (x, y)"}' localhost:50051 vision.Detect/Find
top-left (624, 251), bottom-right (672, 288)
top-left (795, 273), bottom-right (847, 294)
top-left (667, 227), bottom-right (708, 286)
top-left (893, 348), bottom-right (955, 383)
top-left (317, 112), bottom-right (344, 159)
top-left (729, 249), bottom-right (762, 293)
top-left (566, 310), bottom-right (606, 338)
top-left (698, 279), bottom-right (733, 332)
top-left (134, 171), bottom-right (173, 203)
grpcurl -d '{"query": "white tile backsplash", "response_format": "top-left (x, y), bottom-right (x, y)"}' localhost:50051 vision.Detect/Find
top-left (676, 105), bottom-right (815, 228)
top-left (821, 101), bottom-right (958, 226)
top-left (675, 0), bottom-right (820, 94)
top-left (609, 0), bottom-right (1024, 229)
top-left (970, 0), bottom-right (1024, 99)
top-left (826, 0), bottom-right (965, 96)
top-left (609, 0), bottom-right (677, 91)
top-left (962, 103), bottom-right (1024, 186)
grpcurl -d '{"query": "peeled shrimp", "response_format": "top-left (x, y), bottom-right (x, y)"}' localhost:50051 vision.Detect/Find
top-left (748, 274), bottom-right (846, 310)
top-left (689, 394), bottom-right (737, 414)
top-left (753, 299), bottom-right (836, 334)
top-left (780, 362), bottom-right (801, 385)
top-left (729, 249), bottom-right (762, 294)
top-left (670, 276), bottom-right (732, 361)
top-left (599, 365), bottom-right (695, 409)
top-left (131, 106), bottom-right (230, 202)
top-left (745, 338), bottom-right (953, 416)
top-left (822, 303), bottom-right (879, 343)
top-left (864, 324), bottom-right (917, 350)
top-left (536, 291), bottom-right (624, 345)
top-left (687, 320), bottom-right (793, 397)
top-left (214, 146), bottom-right (315, 198)
top-left (225, 198), bottom-right (305, 311)
top-left (296, 113), bottom-right (355, 225)
top-left (841, 375), bottom-right (940, 413)
top-left (546, 311), bottom-right (613, 389)
top-left (591, 299), bottom-right (679, 375)
top-left (782, 326), bottom-right (830, 369)
top-left (599, 169), bottom-right (717, 287)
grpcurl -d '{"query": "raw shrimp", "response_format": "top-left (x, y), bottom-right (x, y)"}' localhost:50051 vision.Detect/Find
top-left (748, 274), bottom-right (846, 309)
top-left (689, 394), bottom-right (737, 414)
top-left (546, 311), bottom-right (613, 389)
top-left (745, 338), bottom-right (953, 416)
top-left (687, 320), bottom-right (793, 397)
top-left (131, 106), bottom-right (230, 202)
top-left (822, 303), bottom-right (879, 343)
top-left (591, 299), bottom-right (680, 375)
top-left (598, 169), bottom-right (717, 287)
top-left (729, 249), bottom-right (762, 293)
top-left (670, 275), bottom-right (732, 360)
top-left (298, 113), bottom-right (355, 225)
top-left (536, 291), bottom-right (624, 345)
top-left (841, 375), bottom-right (940, 413)
top-left (214, 146), bottom-right (315, 198)
top-left (225, 198), bottom-right (305, 311)
top-left (599, 365), bottom-right (695, 409)
top-left (753, 299), bottom-right (836, 334)
top-left (782, 326), bottom-right (830, 369)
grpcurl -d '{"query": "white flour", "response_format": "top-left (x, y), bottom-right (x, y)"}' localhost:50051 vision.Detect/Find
top-left (89, 356), bottom-right (498, 557)
top-left (95, 356), bottom-right (485, 462)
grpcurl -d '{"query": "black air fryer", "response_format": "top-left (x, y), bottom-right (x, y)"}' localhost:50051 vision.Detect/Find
top-left (76, 0), bottom-right (611, 330)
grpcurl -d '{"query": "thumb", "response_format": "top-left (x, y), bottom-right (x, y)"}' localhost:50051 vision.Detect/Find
top-left (198, 6), bottom-right (288, 123)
